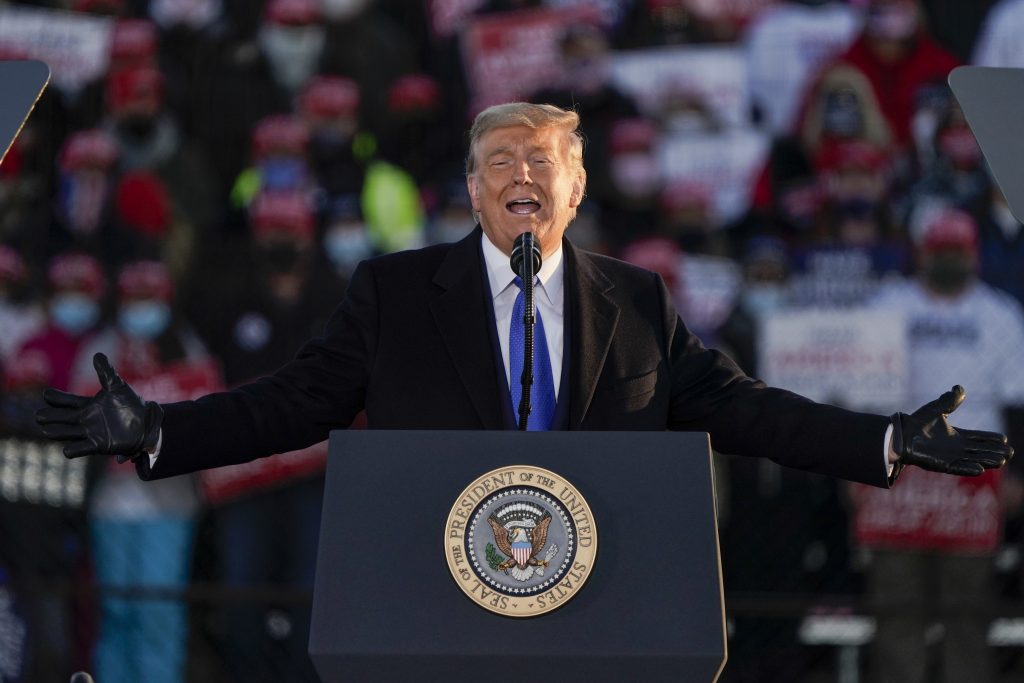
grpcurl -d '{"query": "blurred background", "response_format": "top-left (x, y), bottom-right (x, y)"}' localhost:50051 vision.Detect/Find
top-left (0, 0), bottom-right (1023, 681)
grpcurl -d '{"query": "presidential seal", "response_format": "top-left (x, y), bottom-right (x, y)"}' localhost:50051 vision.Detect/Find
top-left (444, 465), bottom-right (598, 617)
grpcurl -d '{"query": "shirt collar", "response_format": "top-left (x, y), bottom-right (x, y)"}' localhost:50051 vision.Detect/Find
top-left (481, 230), bottom-right (563, 308)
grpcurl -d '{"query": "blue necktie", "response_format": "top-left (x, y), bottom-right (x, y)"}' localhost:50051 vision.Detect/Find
top-left (509, 277), bottom-right (556, 430)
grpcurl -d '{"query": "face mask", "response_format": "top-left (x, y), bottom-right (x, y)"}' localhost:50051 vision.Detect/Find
top-left (260, 158), bottom-right (307, 191)
top-left (118, 300), bottom-right (171, 340)
top-left (866, 3), bottom-right (919, 42)
top-left (149, 0), bottom-right (222, 29)
top-left (324, 225), bottom-right (371, 271)
top-left (611, 153), bottom-right (660, 200)
top-left (322, 0), bottom-right (369, 21)
top-left (938, 127), bottom-right (982, 170)
top-left (822, 90), bottom-right (863, 138)
top-left (260, 243), bottom-right (305, 273)
top-left (51, 293), bottom-right (101, 335)
top-left (259, 24), bottom-right (326, 91)
top-left (117, 115), bottom-right (158, 141)
top-left (924, 252), bottom-right (974, 294)
top-left (837, 198), bottom-right (877, 221)
top-left (742, 284), bottom-right (786, 316)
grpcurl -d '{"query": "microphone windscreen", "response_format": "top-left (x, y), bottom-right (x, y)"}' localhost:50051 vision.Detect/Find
top-left (70, 673), bottom-right (95, 683)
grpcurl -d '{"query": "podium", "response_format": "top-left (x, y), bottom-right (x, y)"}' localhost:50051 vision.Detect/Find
top-left (310, 431), bottom-right (727, 683)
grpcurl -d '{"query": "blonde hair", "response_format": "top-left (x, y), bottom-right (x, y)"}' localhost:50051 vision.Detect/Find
top-left (465, 102), bottom-right (586, 176)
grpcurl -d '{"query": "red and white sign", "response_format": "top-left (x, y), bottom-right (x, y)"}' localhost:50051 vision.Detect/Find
top-left (0, 6), bottom-right (112, 94)
top-left (199, 439), bottom-right (329, 505)
top-left (851, 468), bottom-right (1003, 553)
top-left (611, 46), bottom-right (750, 127)
top-left (460, 6), bottom-right (600, 114)
top-left (759, 308), bottom-right (908, 412)
top-left (660, 128), bottom-right (771, 225)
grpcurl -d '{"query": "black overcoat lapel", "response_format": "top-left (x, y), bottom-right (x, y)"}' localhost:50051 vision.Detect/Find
top-left (565, 241), bottom-right (620, 427)
top-left (429, 228), bottom-right (506, 429)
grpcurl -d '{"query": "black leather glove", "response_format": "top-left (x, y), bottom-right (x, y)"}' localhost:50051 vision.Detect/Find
top-left (891, 385), bottom-right (1014, 477)
top-left (35, 352), bottom-right (163, 463)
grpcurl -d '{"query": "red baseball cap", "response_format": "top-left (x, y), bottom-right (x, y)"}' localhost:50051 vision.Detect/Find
top-left (118, 260), bottom-right (173, 301)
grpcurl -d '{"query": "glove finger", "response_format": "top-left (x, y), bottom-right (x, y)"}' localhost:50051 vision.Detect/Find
top-left (93, 352), bottom-right (125, 393)
top-left (961, 429), bottom-right (1009, 444)
top-left (42, 388), bottom-right (90, 409)
top-left (34, 406), bottom-right (82, 425)
top-left (913, 385), bottom-right (966, 420)
top-left (39, 423), bottom-right (87, 441)
top-left (947, 460), bottom-right (985, 477)
top-left (63, 441), bottom-right (99, 459)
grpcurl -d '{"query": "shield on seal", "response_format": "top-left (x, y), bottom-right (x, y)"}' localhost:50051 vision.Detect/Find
top-left (512, 540), bottom-right (532, 568)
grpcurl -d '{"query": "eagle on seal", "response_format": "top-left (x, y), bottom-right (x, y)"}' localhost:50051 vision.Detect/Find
top-left (488, 511), bottom-right (553, 581)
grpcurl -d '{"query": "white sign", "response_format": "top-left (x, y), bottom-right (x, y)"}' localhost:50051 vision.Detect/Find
top-left (611, 45), bottom-right (750, 127)
top-left (760, 308), bottom-right (908, 411)
top-left (659, 127), bottom-right (771, 225)
top-left (0, 6), bottom-right (112, 94)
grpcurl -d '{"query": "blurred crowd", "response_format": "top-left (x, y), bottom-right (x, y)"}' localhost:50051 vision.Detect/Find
top-left (0, 0), bottom-right (1024, 681)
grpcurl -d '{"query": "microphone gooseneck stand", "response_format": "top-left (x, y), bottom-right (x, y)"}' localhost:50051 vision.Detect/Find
top-left (510, 232), bottom-right (542, 431)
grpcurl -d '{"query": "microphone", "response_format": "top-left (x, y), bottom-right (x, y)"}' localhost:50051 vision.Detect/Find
top-left (510, 233), bottom-right (541, 430)
top-left (510, 232), bottom-right (542, 281)
top-left (70, 673), bottom-right (95, 683)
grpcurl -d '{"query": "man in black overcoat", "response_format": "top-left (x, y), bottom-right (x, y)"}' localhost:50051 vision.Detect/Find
top-left (36, 103), bottom-right (1012, 488)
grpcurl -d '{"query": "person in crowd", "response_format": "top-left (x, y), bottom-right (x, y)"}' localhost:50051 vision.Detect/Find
top-left (855, 208), bottom-right (1024, 683)
top-left (297, 75), bottom-right (366, 198)
top-left (52, 129), bottom-right (121, 254)
top-left (72, 259), bottom-right (216, 683)
top-left (789, 139), bottom-right (909, 307)
top-left (102, 65), bottom-right (221, 237)
top-left (230, 113), bottom-right (313, 212)
top-left (744, 0), bottom-right (861, 135)
top-left (17, 253), bottom-right (107, 393)
top-left (903, 101), bottom-right (990, 222)
top-left (806, 0), bottom-right (959, 148)
top-left (0, 246), bottom-right (44, 363)
top-left (601, 117), bottom-right (664, 248)
top-left (185, 0), bottom-right (310, 198)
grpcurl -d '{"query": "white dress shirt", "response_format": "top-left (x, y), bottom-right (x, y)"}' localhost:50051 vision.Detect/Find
top-left (481, 232), bottom-right (564, 399)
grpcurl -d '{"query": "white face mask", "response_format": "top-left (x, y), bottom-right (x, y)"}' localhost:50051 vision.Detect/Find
top-left (322, 0), bottom-right (369, 21)
top-left (149, 0), bottom-right (222, 29)
top-left (742, 283), bottom-right (787, 317)
top-left (611, 153), bottom-right (661, 200)
top-left (324, 224), bottom-right (372, 272)
top-left (259, 24), bottom-right (326, 91)
top-left (866, 3), bottom-right (919, 42)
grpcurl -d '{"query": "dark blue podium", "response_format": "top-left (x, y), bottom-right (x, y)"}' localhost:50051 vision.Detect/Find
top-left (310, 431), bottom-right (726, 682)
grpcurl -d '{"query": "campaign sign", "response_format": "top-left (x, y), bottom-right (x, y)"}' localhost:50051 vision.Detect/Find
top-left (659, 127), bottom-right (771, 225)
top-left (460, 6), bottom-right (600, 114)
top-left (611, 45), bottom-right (750, 127)
top-left (0, 6), bottom-right (112, 94)
top-left (759, 308), bottom-right (908, 411)
top-left (851, 467), bottom-right (1002, 553)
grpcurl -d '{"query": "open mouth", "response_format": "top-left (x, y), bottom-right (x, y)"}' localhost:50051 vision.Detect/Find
top-left (506, 198), bottom-right (541, 215)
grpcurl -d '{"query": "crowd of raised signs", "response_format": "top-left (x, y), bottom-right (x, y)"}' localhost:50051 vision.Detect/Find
top-left (2, 0), bottom-right (1024, 682)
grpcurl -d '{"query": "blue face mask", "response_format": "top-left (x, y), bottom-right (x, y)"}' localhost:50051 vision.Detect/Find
top-left (260, 158), bottom-right (307, 191)
top-left (118, 300), bottom-right (171, 340)
top-left (324, 225), bottom-right (371, 271)
top-left (51, 293), bottom-right (100, 335)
